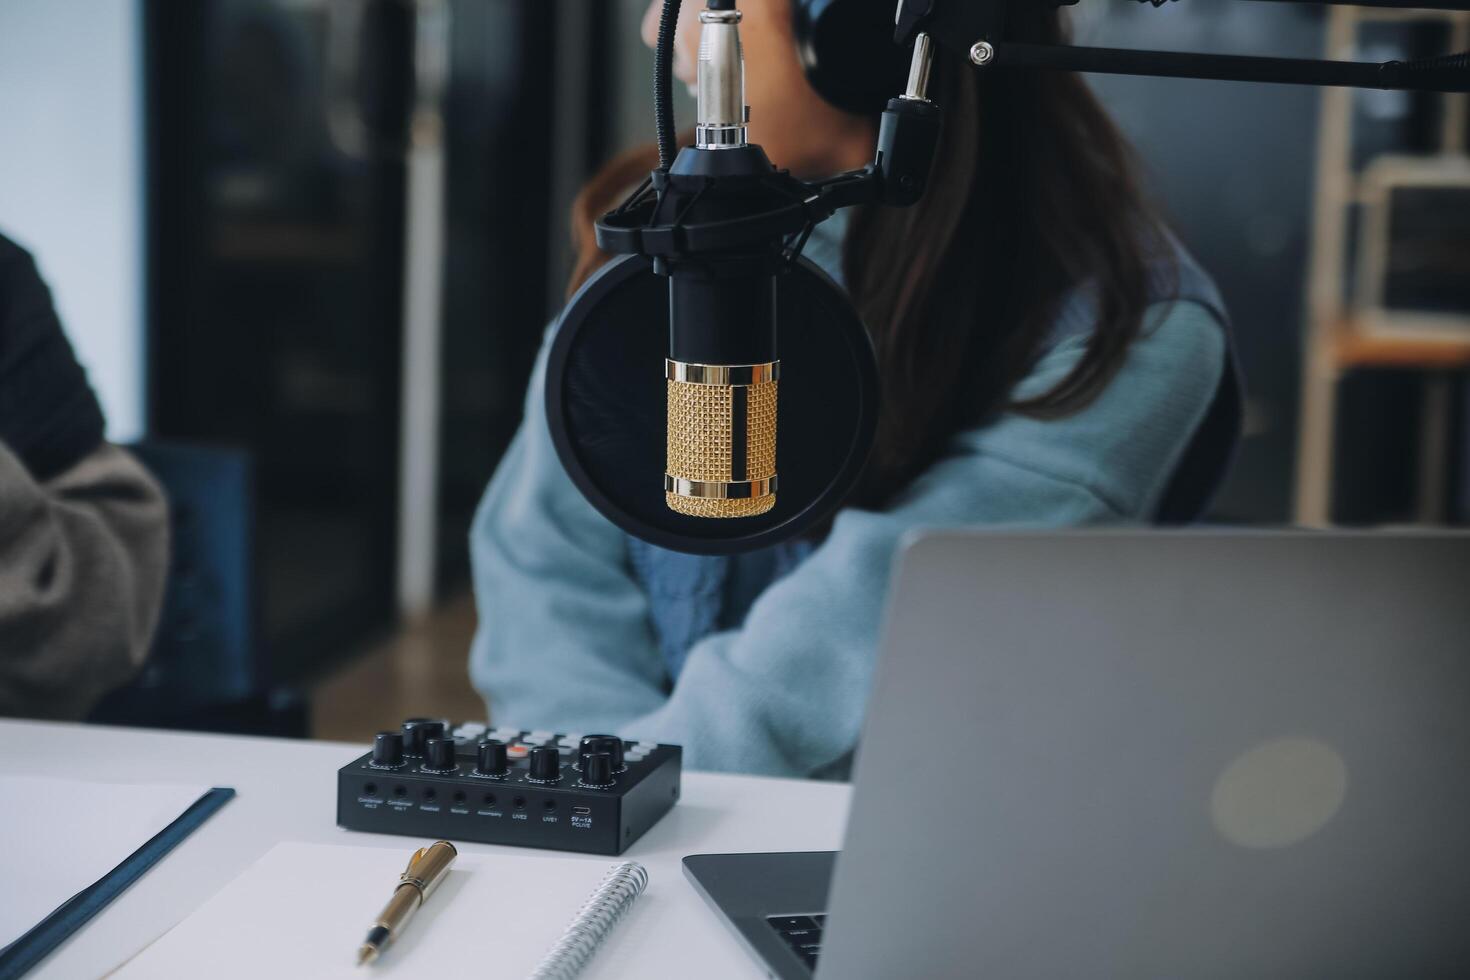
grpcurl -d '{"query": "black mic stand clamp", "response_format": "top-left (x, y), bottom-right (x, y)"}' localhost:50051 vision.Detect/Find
top-left (593, 19), bottom-right (941, 275)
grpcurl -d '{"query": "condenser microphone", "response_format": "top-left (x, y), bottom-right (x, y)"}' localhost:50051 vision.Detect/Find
top-left (664, 4), bottom-right (780, 519)
top-left (543, 0), bottom-right (937, 555)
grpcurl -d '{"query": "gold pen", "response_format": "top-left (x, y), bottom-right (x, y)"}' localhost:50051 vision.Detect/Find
top-left (357, 840), bottom-right (458, 966)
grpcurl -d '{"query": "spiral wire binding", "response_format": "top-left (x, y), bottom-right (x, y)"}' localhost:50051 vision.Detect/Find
top-left (527, 862), bottom-right (650, 980)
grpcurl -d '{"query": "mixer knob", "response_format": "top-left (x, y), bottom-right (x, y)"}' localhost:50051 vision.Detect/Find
top-left (578, 735), bottom-right (624, 770)
top-left (581, 751), bottom-right (615, 787)
top-left (477, 739), bottom-right (508, 776)
top-left (423, 737), bottom-right (457, 772)
top-left (529, 745), bottom-right (562, 781)
top-left (401, 717), bottom-right (446, 756)
top-left (372, 731), bottom-right (405, 768)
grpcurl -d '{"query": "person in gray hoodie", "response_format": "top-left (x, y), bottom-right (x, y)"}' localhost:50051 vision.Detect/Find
top-left (0, 231), bottom-right (168, 719)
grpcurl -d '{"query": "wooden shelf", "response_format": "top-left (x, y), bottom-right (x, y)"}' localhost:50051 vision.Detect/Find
top-left (1294, 6), bottom-right (1470, 525)
top-left (1331, 328), bottom-right (1470, 370)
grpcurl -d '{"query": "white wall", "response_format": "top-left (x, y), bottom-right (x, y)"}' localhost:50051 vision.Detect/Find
top-left (0, 0), bottom-right (145, 442)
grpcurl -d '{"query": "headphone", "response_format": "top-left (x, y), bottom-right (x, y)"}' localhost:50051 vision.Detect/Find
top-left (793, 0), bottom-right (915, 115)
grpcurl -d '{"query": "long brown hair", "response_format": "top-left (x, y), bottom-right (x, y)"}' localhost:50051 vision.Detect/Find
top-left (568, 8), bottom-right (1170, 510)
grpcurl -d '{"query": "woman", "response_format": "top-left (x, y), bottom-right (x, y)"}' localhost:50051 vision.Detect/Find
top-left (469, 1), bottom-right (1232, 776)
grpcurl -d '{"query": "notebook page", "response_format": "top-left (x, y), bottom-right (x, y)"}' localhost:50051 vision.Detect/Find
top-left (0, 775), bottom-right (210, 950)
top-left (113, 841), bottom-right (640, 978)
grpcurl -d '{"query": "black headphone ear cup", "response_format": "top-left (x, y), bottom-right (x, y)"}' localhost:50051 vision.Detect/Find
top-left (792, 0), bottom-right (912, 116)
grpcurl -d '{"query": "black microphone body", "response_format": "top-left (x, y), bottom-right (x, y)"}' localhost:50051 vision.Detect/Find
top-left (657, 144), bottom-right (788, 518)
top-left (662, 150), bottom-right (780, 370)
top-left (668, 263), bottom-right (776, 368)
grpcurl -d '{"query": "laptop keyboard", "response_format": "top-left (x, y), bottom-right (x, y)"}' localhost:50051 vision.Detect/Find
top-left (767, 914), bottom-right (826, 971)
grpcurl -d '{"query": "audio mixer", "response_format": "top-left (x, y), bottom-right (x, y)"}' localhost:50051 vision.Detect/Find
top-left (335, 719), bottom-right (682, 855)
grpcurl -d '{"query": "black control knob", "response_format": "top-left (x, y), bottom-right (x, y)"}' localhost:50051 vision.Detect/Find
top-left (424, 737), bottom-right (457, 771)
top-left (477, 739), bottom-right (508, 776)
top-left (372, 731), bottom-right (405, 768)
top-left (401, 718), bottom-right (446, 756)
top-left (529, 745), bottom-right (562, 781)
top-left (581, 751), bottom-right (614, 786)
top-left (579, 735), bottom-right (624, 770)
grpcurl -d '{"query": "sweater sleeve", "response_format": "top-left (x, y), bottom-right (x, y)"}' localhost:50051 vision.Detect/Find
top-left (469, 328), bottom-right (670, 733)
top-left (0, 442), bottom-right (170, 719)
top-left (470, 300), bottom-right (1224, 769)
top-left (617, 300), bottom-right (1226, 775)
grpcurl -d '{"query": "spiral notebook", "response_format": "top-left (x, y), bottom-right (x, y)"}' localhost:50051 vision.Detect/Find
top-left (113, 842), bottom-right (648, 979)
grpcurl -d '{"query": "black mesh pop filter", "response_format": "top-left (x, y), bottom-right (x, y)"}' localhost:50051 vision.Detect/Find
top-left (545, 254), bottom-right (879, 555)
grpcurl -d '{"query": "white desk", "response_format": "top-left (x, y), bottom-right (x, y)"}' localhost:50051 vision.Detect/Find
top-left (0, 719), bottom-right (850, 979)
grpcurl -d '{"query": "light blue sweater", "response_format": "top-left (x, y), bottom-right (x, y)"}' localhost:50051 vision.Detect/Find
top-left (469, 217), bottom-right (1226, 777)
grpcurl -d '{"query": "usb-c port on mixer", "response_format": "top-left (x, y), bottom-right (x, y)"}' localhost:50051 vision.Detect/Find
top-left (572, 806), bottom-right (592, 816)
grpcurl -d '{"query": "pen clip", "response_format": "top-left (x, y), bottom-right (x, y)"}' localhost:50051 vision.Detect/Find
top-left (397, 841), bottom-right (457, 899)
top-left (398, 847), bottom-right (430, 890)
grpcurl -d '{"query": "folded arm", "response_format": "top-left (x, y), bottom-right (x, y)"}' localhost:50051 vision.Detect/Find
top-left (0, 442), bottom-right (169, 719)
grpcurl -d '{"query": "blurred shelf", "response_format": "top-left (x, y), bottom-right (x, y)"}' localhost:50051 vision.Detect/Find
top-left (1294, 5), bottom-right (1470, 526)
top-left (1331, 326), bottom-right (1470, 370)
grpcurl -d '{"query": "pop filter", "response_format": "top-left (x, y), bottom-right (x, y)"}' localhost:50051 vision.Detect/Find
top-left (545, 253), bottom-right (879, 555)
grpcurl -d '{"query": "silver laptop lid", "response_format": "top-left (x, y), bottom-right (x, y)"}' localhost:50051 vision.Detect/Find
top-left (819, 531), bottom-right (1470, 979)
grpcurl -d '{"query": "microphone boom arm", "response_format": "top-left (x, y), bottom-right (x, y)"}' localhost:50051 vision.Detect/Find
top-left (898, 0), bottom-right (1470, 94)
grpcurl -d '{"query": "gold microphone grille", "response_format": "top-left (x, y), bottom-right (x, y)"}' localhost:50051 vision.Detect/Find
top-left (665, 363), bottom-right (778, 518)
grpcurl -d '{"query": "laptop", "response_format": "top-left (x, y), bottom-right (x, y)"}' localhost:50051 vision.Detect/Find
top-left (684, 531), bottom-right (1470, 978)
